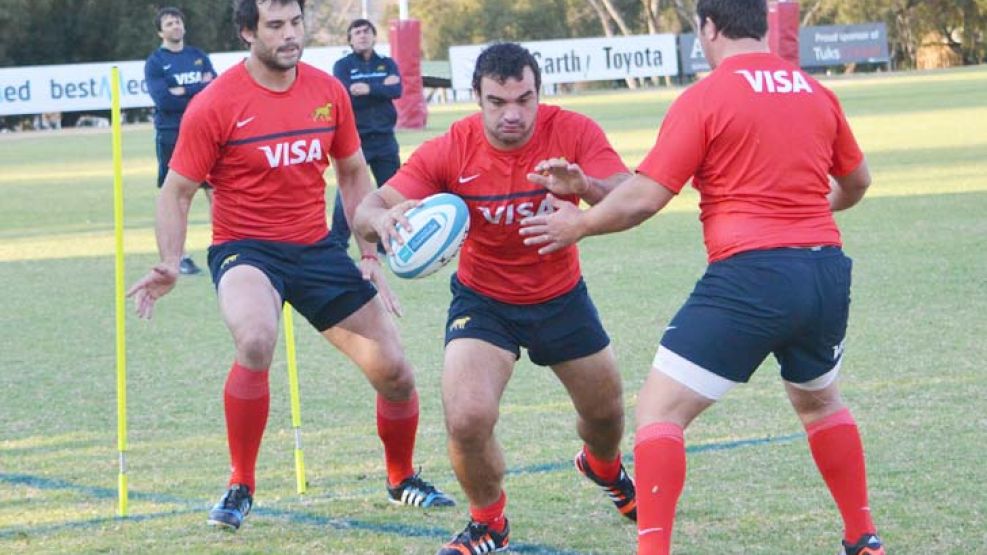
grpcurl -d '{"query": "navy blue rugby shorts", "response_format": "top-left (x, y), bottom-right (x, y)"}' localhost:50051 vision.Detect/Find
top-left (445, 273), bottom-right (610, 366)
top-left (207, 235), bottom-right (377, 331)
top-left (655, 246), bottom-right (852, 400)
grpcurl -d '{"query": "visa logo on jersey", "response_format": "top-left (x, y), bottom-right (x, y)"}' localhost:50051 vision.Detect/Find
top-left (258, 139), bottom-right (324, 168)
top-left (735, 69), bottom-right (813, 94)
top-left (478, 198), bottom-right (553, 226)
top-left (173, 71), bottom-right (206, 86)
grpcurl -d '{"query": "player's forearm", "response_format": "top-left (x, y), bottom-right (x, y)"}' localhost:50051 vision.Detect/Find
top-left (338, 172), bottom-right (379, 254)
top-left (155, 185), bottom-right (193, 269)
top-left (829, 161), bottom-right (871, 211)
top-left (353, 192), bottom-right (390, 243)
top-left (581, 172), bottom-right (631, 205)
top-left (581, 174), bottom-right (674, 237)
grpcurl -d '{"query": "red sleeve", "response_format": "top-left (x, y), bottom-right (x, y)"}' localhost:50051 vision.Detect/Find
top-left (570, 114), bottom-right (628, 178)
top-left (386, 134), bottom-right (453, 200)
top-left (169, 95), bottom-right (222, 182)
top-left (636, 90), bottom-right (706, 193)
top-left (825, 89), bottom-right (864, 177)
top-left (329, 78), bottom-right (362, 160)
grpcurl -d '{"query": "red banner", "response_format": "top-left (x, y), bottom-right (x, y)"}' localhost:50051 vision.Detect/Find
top-left (768, 1), bottom-right (800, 65)
top-left (388, 19), bottom-right (427, 129)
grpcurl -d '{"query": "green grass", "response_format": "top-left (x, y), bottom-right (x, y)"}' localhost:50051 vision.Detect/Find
top-left (2, 65), bottom-right (986, 554)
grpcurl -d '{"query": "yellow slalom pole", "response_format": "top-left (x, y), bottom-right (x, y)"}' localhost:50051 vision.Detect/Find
top-left (283, 304), bottom-right (307, 494)
top-left (110, 66), bottom-right (129, 517)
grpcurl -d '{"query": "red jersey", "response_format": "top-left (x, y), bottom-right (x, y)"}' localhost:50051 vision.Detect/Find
top-left (638, 52), bottom-right (863, 262)
top-left (388, 105), bottom-right (627, 304)
top-left (170, 61), bottom-right (361, 245)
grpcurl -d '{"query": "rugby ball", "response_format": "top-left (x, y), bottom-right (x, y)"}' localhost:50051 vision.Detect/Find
top-left (387, 193), bottom-right (470, 279)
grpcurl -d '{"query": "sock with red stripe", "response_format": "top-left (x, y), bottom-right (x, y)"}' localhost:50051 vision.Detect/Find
top-left (806, 408), bottom-right (877, 543)
top-left (223, 362), bottom-right (270, 494)
top-left (634, 422), bottom-right (685, 555)
top-left (377, 390), bottom-right (419, 487)
top-left (470, 490), bottom-right (508, 534)
top-left (582, 444), bottom-right (622, 483)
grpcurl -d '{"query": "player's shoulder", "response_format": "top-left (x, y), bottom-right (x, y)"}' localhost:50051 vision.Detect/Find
top-left (186, 64), bottom-right (244, 112)
top-left (299, 61), bottom-right (341, 86)
top-left (447, 113), bottom-right (484, 144)
top-left (546, 105), bottom-right (597, 129)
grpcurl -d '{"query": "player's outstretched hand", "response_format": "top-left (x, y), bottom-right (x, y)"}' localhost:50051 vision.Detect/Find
top-left (527, 158), bottom-right (589, 197)
top-left (519, 194), bottom-right (585, 255)
top-left (359, 257), bottom-right (404, 318)
top-left (126, 263), bottom-right (179, 319)
top-left (372, 199), bottom-right (419, 255)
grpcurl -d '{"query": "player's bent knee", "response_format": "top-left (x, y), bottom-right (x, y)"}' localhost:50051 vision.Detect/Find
top-left (234, 328), bottom-right (278, 368)
top-left (445, 408), bottom-right (497, 445)
top-left (370, 363), bottom-right (416, 398)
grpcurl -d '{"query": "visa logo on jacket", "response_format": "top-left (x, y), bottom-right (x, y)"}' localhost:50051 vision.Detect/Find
top-left (735, 69), bottom-right (813, 94)
top-left (173, 71), bottom-right (206, 86)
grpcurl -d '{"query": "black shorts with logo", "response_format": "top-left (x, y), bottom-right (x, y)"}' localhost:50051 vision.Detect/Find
top-left (445, 273), bottom-right (610, 366)
top-left (660, 246), bottom-right (852, 386)
top-left (207, 235), bottom-right (377, 331)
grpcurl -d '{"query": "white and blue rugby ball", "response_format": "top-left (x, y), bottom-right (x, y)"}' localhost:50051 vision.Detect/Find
top-left (387, 193), bottom-right (470, 279)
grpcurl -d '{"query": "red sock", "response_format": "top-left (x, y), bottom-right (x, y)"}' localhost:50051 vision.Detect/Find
top-left (223, 362), bottom-right (269, 494)
top-left (806, 408), bottom-right (876, 543)
top-left (582, 444), bottom-right (622, 483)
top-left (634, 422), bottom-right (685, 555)
top-left (470, 490), bottom-right (507, 533)
top-left (377, 391), bottom-right (419, 487)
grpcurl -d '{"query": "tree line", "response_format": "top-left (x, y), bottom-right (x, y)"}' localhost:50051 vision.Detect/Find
top-left (0, 0), bottom-right (983, 69)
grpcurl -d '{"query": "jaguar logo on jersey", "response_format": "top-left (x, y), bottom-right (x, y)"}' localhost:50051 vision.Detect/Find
top-left (258, 138), bottom-right (324, 168)
top-left (477, 197), bottom-right (553, 226)
top-left (449, 316), bottom-right (471, 331)
top-left (312, 102), bottom-right (333, 123)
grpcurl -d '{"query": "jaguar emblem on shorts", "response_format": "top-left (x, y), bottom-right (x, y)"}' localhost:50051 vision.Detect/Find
top-left (312, 102), bottom-right (333, 123)
top-left (449, 316), bottom-right (471, 331)
top-left (220, 254), bottom-right (239, 269)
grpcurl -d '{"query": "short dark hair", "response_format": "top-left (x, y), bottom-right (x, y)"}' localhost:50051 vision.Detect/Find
top-left (347, 19), bottom-right (376, 40)
top-left (697, 0), bottom-right (767, 41)
top-left (155, 7), bottom-right (184, 31)
top-left (234, 0), bottom-right (306, 36)
top-left (471, 42), bottom-right (541, 95)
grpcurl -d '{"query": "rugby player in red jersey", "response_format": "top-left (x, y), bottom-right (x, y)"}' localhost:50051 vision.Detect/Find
top-left (127, 0), bottom-right (453, 531)
top-left (519, 1), bottom-right (883, 553)
top-left (355, 42), bottom-right (637, 555)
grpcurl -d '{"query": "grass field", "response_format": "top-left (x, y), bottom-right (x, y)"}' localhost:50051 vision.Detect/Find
top-left (1, 65), bottom-right (986, 554)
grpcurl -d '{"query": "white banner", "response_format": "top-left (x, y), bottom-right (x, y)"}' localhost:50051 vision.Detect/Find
top-left (449, 34), bottom-right (678, 91)
top-left (0, 45), bottom-right (389, 117)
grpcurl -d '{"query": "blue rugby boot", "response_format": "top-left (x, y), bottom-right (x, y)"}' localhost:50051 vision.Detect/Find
top-left (840, 533), bottom-right (886, 555)
top-left (207, 484), bottom-right (252, 530)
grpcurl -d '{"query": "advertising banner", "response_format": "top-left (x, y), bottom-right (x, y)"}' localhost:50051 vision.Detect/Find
top-left (0, 45), bottom-right (388, 116)
top-left (799, 23), bottom-right (889, 67)
top-left (449, 34), bottom-right (678, 91)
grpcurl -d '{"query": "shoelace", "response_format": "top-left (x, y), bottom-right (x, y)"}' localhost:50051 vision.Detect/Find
top-left (221, 488), bottom-right (248, 510)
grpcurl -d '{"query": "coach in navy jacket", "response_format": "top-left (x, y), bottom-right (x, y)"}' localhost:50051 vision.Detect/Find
top-left (330, 19), bottom-right (403, 250)
top-left (144, 6), bottom-right (215, 275)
